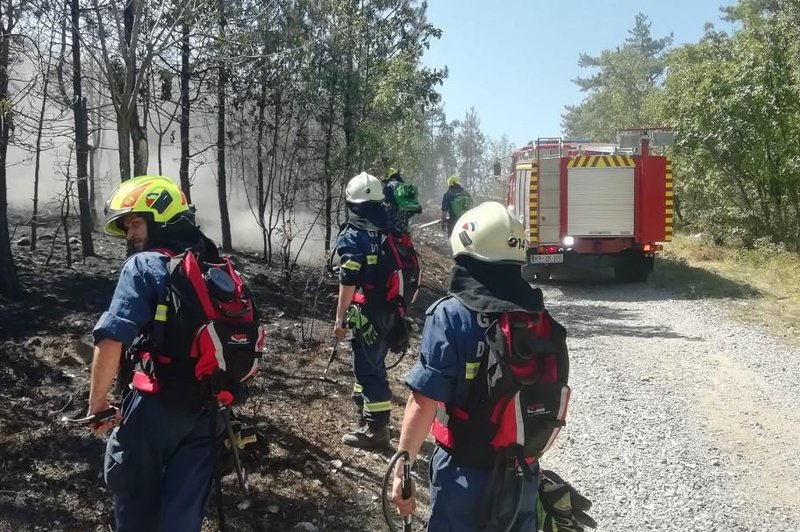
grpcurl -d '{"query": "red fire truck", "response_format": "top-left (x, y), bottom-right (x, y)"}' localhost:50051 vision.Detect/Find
top-left (506, 129), bottom-right (673, 282)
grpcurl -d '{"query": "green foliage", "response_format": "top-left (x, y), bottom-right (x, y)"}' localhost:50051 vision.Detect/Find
top-left (562, 13), bottom-right (672, 141)
top-left (659, 4), bottom-right (800, 250)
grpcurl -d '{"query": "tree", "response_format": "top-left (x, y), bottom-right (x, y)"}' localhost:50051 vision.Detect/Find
top-left (658, 5), bottom-right (800, 249)
top-left (456, 107), bottom-right (485, 192)
top-left (0, 0), bottom-right (29, 299)
top-left (69, 0), bottom-right (95, 257)
top-left (562, 13), bottom-right (672, 141)
top-left (214, 0), bottom-right (231, 250)
top-left (86, 0), bottom-right (193, 182)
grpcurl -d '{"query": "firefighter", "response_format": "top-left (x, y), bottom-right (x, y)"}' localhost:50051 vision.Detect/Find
top-left (333, 172), bottom-right (395, 448)
top-left (440, 175), bottom-right (473, 236)
top-left (382, 166), bottom-right (422, 234)
top-left (391, 201), bottom-right (544, 531)
top-left (87, 175), bottom-right (223, 532)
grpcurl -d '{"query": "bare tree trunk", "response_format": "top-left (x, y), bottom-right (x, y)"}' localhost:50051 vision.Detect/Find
top-left (342, 54), bottom-right (356, 179)
top-left (117, 114), bottom-right (132, 182)
top-left (31, 37), bottom-right (55, 250)
top-left (179, 18), bottom-right (192, 201)
top-left (131, 111), bottom-right (148, 176)
top-left (0, 9), bottom-right (20, 299)
top-left (216, 0), bottom-right (231, 251)
top-left (256, 76), bottom-right (267, 260)
top-left (322, 88), bottom-right (335, 254)
top-left (124, 1), bottom-right (148, 177)
top-left (70, 0), bottom-right (95, 257)
top-left (265, 93), bottom-right (282, 264)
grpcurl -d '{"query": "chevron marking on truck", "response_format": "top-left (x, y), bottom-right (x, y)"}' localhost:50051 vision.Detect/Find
top-left (567, 155), bottom-right (635, 168)
top-left (665, 157), bottom-right (673, 242)
top-left (529, 162), bottom-right (539, 245)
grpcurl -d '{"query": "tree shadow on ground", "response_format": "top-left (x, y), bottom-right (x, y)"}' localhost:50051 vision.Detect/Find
top-left (552, 300), bottom-right (704, 341)
top-left (538, 256), bottom-right (760, 304)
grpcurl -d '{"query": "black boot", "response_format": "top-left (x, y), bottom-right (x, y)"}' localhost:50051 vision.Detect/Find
top-left (341, 424), bottom-right (390, 449)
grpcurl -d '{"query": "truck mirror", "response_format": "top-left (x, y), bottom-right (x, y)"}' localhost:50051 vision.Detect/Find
top-left (493, 161), bottom-right (502, 176)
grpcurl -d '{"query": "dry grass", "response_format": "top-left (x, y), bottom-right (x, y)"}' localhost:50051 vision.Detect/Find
top-left (659, 234), bottom-right (800, 345)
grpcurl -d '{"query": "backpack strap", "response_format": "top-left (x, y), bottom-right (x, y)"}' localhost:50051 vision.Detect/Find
top-left (425, 295), bottom-right (453, 316)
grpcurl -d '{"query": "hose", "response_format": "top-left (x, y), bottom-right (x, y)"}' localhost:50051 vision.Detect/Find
top-left (381, 450), bottom-right (412, 532)
top-left (501, 468), bottom-right (525, 532)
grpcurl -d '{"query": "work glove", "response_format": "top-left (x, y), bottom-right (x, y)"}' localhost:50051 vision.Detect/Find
top-left (439, 219), bottom-right (447, 232)
top-left (346, 305), bottom-right (378, 345)
top-left (537, 470), bottom-right (597, 532)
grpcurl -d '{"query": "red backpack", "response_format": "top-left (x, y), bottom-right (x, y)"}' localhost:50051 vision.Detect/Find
top-left (384, 232), bottom-right (422, 311)
top-left (129, 249), bottom-right (265, 409)
top-left (432, 310), bottom-right (570, 469)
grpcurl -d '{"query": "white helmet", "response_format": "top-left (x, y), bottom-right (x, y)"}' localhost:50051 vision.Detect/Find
top-left (345, 172), bottom-right (384, 204)
top-left (450, 201), bottom-right (527, 264)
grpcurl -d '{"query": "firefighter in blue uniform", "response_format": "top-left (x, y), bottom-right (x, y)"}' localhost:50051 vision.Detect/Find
top-left (334, 172), bottom-right (394, 448)
top-left (390, 201), bottom-right (544, 531)
top-left (86, 175), bottom-right (222, 531)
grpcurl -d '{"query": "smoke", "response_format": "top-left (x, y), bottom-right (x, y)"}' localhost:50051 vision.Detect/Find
top-left (4, 57), bottom-right (333, 266)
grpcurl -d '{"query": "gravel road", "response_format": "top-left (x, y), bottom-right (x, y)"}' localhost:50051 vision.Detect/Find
top-left (539, 277), bottom-right (800, 532)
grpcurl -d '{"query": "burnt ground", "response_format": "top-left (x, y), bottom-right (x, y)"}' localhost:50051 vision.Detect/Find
top-left (0, 218), bottom-right (453, 532)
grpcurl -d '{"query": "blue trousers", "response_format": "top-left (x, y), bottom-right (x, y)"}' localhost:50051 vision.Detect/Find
top-left (427, 447), bottom-right (540, 532)
top-left (104, 390), bottom-right (218, 532)
top-left (351, 334), bottom-right (391, 428)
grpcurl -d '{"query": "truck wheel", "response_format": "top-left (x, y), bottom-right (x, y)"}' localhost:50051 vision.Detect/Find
top-left (614, 263), bottom-right (634, 283)
top-left (522, 265), bottom-right (538, 283)
top-left (522, 266), bottom-right (551, 283)
top-left (615, 253), bottom-right (653, 283)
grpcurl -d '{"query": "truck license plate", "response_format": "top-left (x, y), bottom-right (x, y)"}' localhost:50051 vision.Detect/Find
top-left (530, 254), bottom-right (563, 264)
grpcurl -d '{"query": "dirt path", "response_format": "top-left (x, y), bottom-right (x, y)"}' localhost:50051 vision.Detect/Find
top-left (541, 278), bottom-right (800, 532)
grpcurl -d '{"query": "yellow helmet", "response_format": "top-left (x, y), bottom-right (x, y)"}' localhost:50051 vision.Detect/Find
top-left (447, 175), bottom-right (461, 186)
top-left (450, 201), bottom-right (526, 264)
top-left (103, 175), bottom-right (190, 237)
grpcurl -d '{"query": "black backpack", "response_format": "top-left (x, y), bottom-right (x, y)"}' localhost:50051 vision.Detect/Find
top-left (433, 310), bottom-right (570, 468)
top-left (125, 249), bottom-right (265, 410)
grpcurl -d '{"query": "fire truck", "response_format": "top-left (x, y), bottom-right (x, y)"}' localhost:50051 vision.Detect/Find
top-left (506, 129), bottom-right (674, 282)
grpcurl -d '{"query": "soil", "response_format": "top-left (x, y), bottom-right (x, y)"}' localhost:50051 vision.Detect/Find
top-left (0, 218), bottom-right (453, 532)
top-left (8, 217), bottom-right (797, 532)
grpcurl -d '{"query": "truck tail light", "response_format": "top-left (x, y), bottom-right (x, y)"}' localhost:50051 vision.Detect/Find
top-left (642, 243), bottom-right (663, 253)
top-left (537, 245), bottom-right (562, 254)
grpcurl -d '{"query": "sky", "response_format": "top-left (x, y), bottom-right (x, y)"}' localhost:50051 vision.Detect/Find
top-left (422, 0), bottom-right (738, 147)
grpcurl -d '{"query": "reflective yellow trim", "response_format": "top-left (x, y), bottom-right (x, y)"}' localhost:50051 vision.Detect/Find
top-left (353, 383), bottom-right (363, 394)
top-left (666, 182), bottom-right (673, 189)
top-left (666, 191), bottom-right (674, 198)
top-left (516, 163), bottom-right (533, 170)
top-left (155, 304), bottom-right (168, 322)
top-left (665, 235), bottom-right (673, 242)
top-left (529, 193), bottom-right (538, 200)
top-left (367, 255), bottom-right (378, 265)
top-left (363, 400), bottom-right (391, 413)
top-left (666, 209), bottom-right (674, 215)
top-left (665, 218), bottom-right (674, 224)
top-left (465, 362), bottom-right (481, 380)
top-left (342, 259), bottom-right (361, 271)
top-left (666, 200), bottom-right (674, 206)
top-left (530, 202), bottom-right (538, 208)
